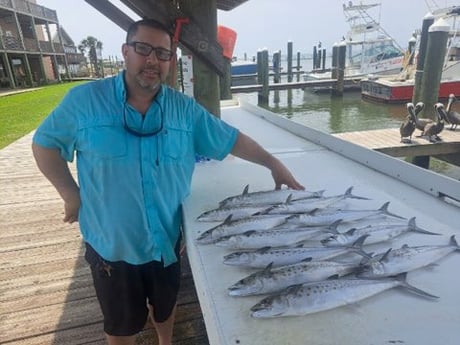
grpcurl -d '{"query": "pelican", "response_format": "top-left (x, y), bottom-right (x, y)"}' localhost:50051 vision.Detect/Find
top-left (421, 103), bottom-right (445, 143)
top-left (399, 102), bottom-right (416, 143)
top-left (414, 101), bottom-right (433, 132)
top-left (445, 94), bottom-right (460, 130)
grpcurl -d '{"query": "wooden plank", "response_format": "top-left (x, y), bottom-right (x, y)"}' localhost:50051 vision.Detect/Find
top-left (0, 133), bottom-right (209, 345)
top-left (333, 128), bottom-right (460, 158)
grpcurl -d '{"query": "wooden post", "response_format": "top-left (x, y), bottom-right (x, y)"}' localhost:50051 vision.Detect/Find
top-left (287, 41), bottom-right (293, 82)
top-left (273, 51), bottom-right (281, 83)
top-left (312, 45), bottom-right (317, 70)
top-left (258, 49), bottom-right (269, 105)
top-left (331, 43), bottom-right (338, 80)
top-left (322, 48), bottom-right (326, 71)
top-left (180, 0), bottom-right (220, 117)
top-left (412, 13), bottom-right (435, 104)
top-left (332, 41), bottom-right (346, 97)
top-left (296, 52), bottom-right (301, 82)
top-left (219, 58), bottom-right (232, 100)
top-left (317, 48), bottom-right (322, 70)
top-left (418, 18), bottom-right (449, 118)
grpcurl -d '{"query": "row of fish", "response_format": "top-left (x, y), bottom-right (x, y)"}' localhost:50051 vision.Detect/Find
top-left (194, 185), bottom-right (458, 318)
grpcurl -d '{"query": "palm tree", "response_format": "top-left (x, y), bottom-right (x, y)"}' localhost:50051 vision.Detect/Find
top-left (79, 36), bottom-right (103, 77)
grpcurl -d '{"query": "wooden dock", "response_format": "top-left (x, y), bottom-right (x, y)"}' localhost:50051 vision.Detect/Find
top-left (0, 133), bottom-right (209, 345)
top-left (333, 128), bottom-right (460, 165)
top-left (230, 77), bottom-right (361, 93)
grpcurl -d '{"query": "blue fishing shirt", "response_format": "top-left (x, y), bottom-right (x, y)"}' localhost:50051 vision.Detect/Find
top-left (33, 71), bottom-right (239, 266)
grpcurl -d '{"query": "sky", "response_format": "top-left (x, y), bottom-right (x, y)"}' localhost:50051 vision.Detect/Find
top-left (37, 0), bottom-right (458, 60)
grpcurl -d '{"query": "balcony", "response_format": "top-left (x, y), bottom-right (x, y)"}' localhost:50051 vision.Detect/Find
top-left (0, 0), bottom-right (58, 22)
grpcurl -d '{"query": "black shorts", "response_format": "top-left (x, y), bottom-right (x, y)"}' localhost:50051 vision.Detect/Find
top-left (84, 241), bottom-right (181, 336)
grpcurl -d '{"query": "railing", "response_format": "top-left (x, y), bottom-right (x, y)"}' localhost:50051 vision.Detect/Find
top-left (0, 0), bottom-right (58, 22)
top-left (1, 35), bottom-right (22, 50)
top-left (23, 37), bottom-right (39, 52)
top-left (38, 40), bottom-right (52, 52)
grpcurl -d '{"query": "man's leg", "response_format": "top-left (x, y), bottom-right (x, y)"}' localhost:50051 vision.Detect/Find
top-left (105, 334), bottom-right (136, 345)
top-left (149, 304), bottom-right (177, 345)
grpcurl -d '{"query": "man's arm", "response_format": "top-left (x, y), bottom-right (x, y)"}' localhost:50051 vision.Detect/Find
top-left (32, 143), bottom-right (80, 223)
top-left (230, 132), bottom-right (304, 190)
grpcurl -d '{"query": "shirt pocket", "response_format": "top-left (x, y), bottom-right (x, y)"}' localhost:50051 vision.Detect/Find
top-left (81, 125), bottom-right (127, 159)
top-left (162, 127), bottom-right (192, 162)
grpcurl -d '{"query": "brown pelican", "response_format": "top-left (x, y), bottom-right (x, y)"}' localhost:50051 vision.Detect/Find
top-left (414, 101), bottom-right (433, 132)
top-left (445, 94), bottom-right (460, 130)
top-left (399, 102), bottom-right (416, 143)
top-left (421, 103), bottom-right (445, 143)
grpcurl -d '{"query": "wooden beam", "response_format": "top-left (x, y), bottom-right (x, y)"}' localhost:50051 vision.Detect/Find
top-left (120, 0), bottom-right (225, 76)
top-left (84, 0), bottom-right (135, 31)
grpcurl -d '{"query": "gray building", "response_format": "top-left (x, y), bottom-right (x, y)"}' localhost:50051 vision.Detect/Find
top-left (0, 0), bottom-right (84, 89)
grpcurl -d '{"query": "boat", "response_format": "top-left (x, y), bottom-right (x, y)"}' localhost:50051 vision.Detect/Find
top-left (361, 5), bottom-right (460, 103)
top-left (303, 1), bottom-right (404, 82)
top-left (231, 59), bottom-right (257, 86)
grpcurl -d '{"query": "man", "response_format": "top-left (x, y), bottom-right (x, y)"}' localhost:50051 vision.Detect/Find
top-left (32, 19), bottom-right (304, 345)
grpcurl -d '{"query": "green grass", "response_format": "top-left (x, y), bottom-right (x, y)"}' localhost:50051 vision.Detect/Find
top-left (0, 81), bottom-right (88, 149)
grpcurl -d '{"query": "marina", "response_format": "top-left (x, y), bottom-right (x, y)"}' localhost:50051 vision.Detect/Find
top-left (2, 101), bottom-right (459, 344)
top-left (1, 1), bottom-right (460, 345)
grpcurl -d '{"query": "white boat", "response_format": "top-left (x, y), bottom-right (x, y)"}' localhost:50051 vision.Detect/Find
top-left (304, 1), bottom-right (404, 81)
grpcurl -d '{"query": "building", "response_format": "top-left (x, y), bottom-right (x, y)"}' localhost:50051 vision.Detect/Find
top-left (0, 0), bottom-right (84, 89)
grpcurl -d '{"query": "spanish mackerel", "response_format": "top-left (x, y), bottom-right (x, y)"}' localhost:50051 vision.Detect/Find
top-left (321, 217), bottom-right (440, 246)
top-left (215, 227), bottom-right (327, 250)
top-left (195, 214), bottom-right (289, 244)
top-left (358, 235), bottom-right (460, 278)
top-left (218, 184), bottom-right (324, 207)
top-left (196, 204), bottom-right (272, 222)
top-left (228, 259), bottom-right (361, 296)
top-left (286, 201), bottom-right (404, 227)
top-left (223, 235), bottom-right (369, 268)
top-left (263, 186), bottom-right (370, 215)
top-left (250, 273), bottom-right (438, 318)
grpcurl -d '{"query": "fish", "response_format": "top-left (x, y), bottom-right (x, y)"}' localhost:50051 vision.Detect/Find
top-left (228, 259), bottom-right (361, 296)
top-left (196, 204), bottom-right (272, 222)
top-left (215, 220), bottom-right (343, 250)
top-left (223, 235), bottom-right (369, 268)
top-left (195, 214), bottom-right (289, 244)
top-left (218, 184), bottom-right (325, 207)
top-left (262, 186), bottom-right (370, 215)
top-left (321, 217), bottom-right (440, 246)
top-left (285, 201), bottom-right (404, 227)
top-left (357, 235), bottom-right (460, 278)
top-left (250, 273), bottom-right (438, 318)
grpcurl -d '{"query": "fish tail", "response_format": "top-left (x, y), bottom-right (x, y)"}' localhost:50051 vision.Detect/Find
top-left (395, 273), bottom-right (439, 299)
top-left (450, 235), bottom-right (460, 251)
top-left (379, 202), bottom-right (406, 219)
top-left (344, 186), bottom-right (371, 200)
top-left (408, 217), bottom-right (441, 235)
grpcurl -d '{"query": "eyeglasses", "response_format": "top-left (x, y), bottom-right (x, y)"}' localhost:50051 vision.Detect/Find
top-left (123, 105), bottom-right (164, 137)
top-left (127, 41), bottom-right (173, 61)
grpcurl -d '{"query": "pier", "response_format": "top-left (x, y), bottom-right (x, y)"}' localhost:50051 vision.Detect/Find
top-left (333, 128), bottom-right (460, 166)
top-left (231, 77), bottom-right (361, 93)
top-left (0, 133), bottom-right (208, 345)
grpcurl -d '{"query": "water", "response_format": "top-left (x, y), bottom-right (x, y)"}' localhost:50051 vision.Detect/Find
top-left (237, 88), bottom-right (460, 181)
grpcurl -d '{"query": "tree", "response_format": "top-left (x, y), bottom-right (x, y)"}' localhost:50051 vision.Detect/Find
top-left (79, 36), bottom-right (103, 77)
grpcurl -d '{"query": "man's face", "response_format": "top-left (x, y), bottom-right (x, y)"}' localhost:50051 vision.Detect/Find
top-left (122, 26), bottom-right (172, 92)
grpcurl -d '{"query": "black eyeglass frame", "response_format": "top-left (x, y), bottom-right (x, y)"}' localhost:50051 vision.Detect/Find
top-left (123, 104), bottom-right (164, 137)
top-left (127, 41), bottom-right (174, 61)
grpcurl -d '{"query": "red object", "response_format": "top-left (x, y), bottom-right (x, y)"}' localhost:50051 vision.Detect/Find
top-left (361, 79), bottom-right (460, 103)
top-left (217, 26), bottom-right (237, 59)
top-left (173, 18), bottom-right (189, 43)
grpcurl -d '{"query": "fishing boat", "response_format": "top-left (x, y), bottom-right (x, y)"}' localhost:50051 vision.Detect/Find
top-left (303, 1), bottom-right (404, 82)
top-left (231, 59), bottom-right (257, 86)
top-left (361, 5), bottom-right (460, 103)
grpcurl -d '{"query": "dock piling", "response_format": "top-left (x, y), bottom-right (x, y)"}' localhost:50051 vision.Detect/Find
top-left (257, 49), bottom-right (269, 104)
top-left (287, 41), bottom-right (293, 82)
top-left (331, 41), bottom-right (346, 97)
